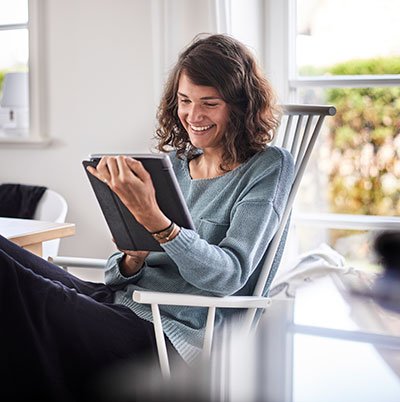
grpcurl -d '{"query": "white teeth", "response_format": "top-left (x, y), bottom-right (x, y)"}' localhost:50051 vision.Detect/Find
top-left (190, 124), bottom-right (214, 132)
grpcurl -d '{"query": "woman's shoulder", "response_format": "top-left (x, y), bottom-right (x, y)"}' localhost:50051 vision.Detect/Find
top-left (247, 146), bottom-right (294, 173)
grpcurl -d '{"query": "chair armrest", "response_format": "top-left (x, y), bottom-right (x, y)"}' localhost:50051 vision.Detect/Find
top-left (48, 256), bottom-right (107, 269)
top-left (133, 290), bottom-right (271, 309)
top-left (132, 291), bottom-right (271, 378)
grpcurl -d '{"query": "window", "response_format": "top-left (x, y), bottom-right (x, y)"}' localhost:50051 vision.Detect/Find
top-left (267, 0), bottom-right (400, 270)
top-left (0, 0), bottom-right (46, 145)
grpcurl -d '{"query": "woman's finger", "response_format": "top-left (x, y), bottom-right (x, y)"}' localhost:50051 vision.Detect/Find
top-left (125, 157), bottom-right (151, 183)
top-left (116, 156), bottom-right (137, 183)
top-left (86, 164), bottom-right (109, 184)
top-left (96, 156), bottom-right (109, 174)
top-left (89, 156), bottom-right (112, 184)
top-left (106, 157), bottom-right (120, 183)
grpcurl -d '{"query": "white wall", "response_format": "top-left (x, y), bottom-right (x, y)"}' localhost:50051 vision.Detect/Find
top-left (0, 0), bottom-right (217, 264)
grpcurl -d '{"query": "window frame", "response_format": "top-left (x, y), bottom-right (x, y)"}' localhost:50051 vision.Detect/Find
top-left (0, 0), bottom-right (48, 146)
top-left (263, 0), bottom-right (400, 235)
top-left (264, 0), bottom-right (400, 96)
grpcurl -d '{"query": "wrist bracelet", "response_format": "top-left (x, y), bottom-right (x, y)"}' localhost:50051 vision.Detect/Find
top-left (150, 221), bottom-right (173, 235)
top-left (157, 224), bottom-right (180, 244)
top-left (151, 222), bottom-right (176, 242)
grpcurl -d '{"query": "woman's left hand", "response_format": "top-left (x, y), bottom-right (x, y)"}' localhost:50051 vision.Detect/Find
top-left (119, 249), bottom-right (150, 277)
top-left (86, 156), bottom-right (171, 232)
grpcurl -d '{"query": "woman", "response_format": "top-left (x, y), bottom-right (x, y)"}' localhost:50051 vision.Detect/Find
top-left (0, 33), bottom-right (293, 401)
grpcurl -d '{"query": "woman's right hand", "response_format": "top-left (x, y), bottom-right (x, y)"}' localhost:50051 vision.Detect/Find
top-left (86, 155), bottom-right (171, 233)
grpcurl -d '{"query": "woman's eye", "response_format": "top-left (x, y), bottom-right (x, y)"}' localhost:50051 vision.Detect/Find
top-left (204, 103), bottom-right (218, 107)
top-left (179, 98), bottom-right (191, 104)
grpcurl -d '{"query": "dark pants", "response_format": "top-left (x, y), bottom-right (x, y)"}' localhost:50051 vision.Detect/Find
top-left (0, 235), bottom-right (172, 401)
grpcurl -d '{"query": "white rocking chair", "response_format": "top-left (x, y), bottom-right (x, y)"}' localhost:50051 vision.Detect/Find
top-left (50, 104), bottom-right (336, 379)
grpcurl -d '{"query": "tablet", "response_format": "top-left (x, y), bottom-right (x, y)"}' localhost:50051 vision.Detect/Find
top-left (82, 153), bottom-right (195, 252)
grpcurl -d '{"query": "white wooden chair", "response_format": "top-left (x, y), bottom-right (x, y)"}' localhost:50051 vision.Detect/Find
top-left (33, 189), bottom-right (68, 259)
top-left (50, 104), bottom-right (336, 378)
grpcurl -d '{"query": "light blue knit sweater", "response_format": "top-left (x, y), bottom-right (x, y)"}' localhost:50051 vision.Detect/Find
top-left (104, 146), bottom-right (294, 364)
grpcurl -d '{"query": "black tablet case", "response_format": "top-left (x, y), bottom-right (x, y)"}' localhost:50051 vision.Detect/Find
top-left (82, 154), bottom-right (195, 252)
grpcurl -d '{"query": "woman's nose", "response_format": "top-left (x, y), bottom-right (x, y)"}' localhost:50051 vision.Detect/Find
top-left (188, 104), bottom-right (203, 122)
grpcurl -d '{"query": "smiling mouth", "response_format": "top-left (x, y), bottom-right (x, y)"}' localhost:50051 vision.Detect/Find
top-left (189, 124), bottom-right (215, 132)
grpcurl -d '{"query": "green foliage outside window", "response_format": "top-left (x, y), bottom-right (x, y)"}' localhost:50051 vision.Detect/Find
top-left (326, 57), bottom-right (400, 216)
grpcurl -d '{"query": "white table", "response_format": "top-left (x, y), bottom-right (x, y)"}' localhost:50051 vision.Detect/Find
top-left (0, 217), bottom-right (75, 257)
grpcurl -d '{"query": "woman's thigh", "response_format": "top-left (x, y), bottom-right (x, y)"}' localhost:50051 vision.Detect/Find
top-left (0, 234), bottom-right (114, 299)
top-left (0, 249), bottom-right (158, 400)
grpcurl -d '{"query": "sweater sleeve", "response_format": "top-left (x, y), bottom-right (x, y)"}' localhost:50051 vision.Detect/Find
top-left (104, 251), bottom-right (145, 285)
top-left (162, 150), bottom-right (294, 296)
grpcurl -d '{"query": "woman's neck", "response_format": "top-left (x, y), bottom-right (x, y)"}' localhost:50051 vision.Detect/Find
top-left (189, 150), bottom-right (240, 179)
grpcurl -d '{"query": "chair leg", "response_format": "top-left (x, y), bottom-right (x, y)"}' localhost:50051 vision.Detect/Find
top-left (202, 306), bottom-right (216, 362)
top-left (151, 303), bottom-right (171, 379)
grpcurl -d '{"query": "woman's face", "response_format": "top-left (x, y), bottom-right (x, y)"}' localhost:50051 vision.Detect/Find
top-left (177, 73), bottom-right (229, 152)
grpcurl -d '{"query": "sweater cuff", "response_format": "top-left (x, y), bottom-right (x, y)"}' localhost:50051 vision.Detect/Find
top-left (105, 252), bottom-right (144, 283)
top-left (105, 252), bottom-right (124, 271)
top-left (161, 227), bottom-right (197, 255)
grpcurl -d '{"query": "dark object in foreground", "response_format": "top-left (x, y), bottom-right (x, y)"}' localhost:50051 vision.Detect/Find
top-left (372, 230), bottom-right (400, 312)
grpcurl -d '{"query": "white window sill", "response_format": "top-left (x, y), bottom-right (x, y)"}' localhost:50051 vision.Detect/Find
top-left (0, 134), bottom-right (51, 147)
top-left (293, 212), bottom-right (400, 231)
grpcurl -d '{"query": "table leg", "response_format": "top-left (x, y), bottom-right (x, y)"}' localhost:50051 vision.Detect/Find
top-left (22, 242), bottom-right (43, 257)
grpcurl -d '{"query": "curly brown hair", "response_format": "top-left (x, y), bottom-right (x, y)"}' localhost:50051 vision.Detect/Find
top-left (155, 33), bottom-right (281, 170)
